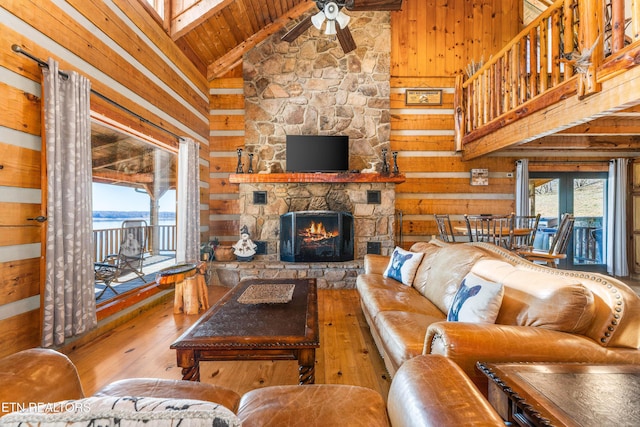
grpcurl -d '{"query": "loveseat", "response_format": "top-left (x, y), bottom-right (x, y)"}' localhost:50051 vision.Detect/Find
top-left (357, 240), bottom-right (640, 391)
top-left (0, 348), bottom-right (504, 426)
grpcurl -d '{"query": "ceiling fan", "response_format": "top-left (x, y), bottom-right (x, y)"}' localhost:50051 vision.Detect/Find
top-left (282, 0), bottom-right (403, 54)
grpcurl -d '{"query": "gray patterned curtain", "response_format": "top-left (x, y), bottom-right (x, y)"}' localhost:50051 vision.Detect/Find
top-left (515, 159), bottom-right (530, 216)
top-left (176, 137), bottom-right (200, 263)
top-left (42, 59), bottom-right (96, 347)
top-left (607, 159), bottom-right (628, 276)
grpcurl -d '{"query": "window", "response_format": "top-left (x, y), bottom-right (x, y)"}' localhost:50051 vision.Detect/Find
top-left (142, 0), bottom-right (164, 17)
top-left (92, 121), bottom-right (177, 305)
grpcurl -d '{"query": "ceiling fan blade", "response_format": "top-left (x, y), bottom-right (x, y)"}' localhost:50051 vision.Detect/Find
top-left (336, 25), bottom-right (357, 53)
top-left (345, 0), bottom-right (403, 11)
top-left (281, 16), bottom-right (313, 42)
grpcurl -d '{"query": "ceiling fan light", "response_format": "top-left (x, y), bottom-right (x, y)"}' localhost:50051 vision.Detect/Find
top-left (311, 10), bottom-right (326, 30)
top-left (324, 2), bottom-right (340, 20)
top-left (336, 11), bottom-right (350, 29)
top-left (325, 20), bottom-right (337, 35)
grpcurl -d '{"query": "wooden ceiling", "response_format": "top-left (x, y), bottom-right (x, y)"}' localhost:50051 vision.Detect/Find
top-left (170, 0), bottom-right (403, 80)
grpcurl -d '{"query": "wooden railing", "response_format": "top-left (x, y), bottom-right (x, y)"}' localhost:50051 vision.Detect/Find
top-left (93, 225), bottom-right (177, 263)
top-left (455, 0), bottom-right (640, 149)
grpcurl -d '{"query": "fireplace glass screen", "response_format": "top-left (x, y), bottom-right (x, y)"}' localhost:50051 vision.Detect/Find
top-left (280, 211), bottom-right (354, 262)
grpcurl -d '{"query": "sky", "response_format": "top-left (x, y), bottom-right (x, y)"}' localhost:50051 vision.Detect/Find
top-left (92, 183), bottom-right (176, 212)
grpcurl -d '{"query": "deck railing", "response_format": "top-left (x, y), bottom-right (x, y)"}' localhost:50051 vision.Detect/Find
top-left (93, 224), bottom-right (177, 263)
top-left (455, 0), bottom-right (640, 148)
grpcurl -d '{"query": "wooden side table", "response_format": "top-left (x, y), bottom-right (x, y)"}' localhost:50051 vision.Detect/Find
top-left (477, 362), bottom-right (640, 427)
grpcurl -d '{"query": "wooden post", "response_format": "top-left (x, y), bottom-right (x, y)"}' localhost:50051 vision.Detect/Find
top-left (577, 0), bottom-right (603, 98)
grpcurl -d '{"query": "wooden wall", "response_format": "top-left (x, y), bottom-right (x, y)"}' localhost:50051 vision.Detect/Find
top-left (390, 0), bottom-right (523, 246)
top-left (0, 0), bottom-right (208, 357)
top-left (207, 66), bottom-right (243, 245)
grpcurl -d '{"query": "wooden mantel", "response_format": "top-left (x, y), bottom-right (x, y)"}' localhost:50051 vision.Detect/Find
top-left (228, 172), bottom-right (406, 184)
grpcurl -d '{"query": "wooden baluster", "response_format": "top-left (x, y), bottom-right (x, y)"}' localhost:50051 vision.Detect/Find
top-left (529, 28), bottom-right (539, 97)
top-left (633, 0), bottom-right (640, 42)
top-left (563, 0), bottom-right (575, 79)
top-left (551, 9), bottom-right (562, 87)
top-left (503, 51), bottom-right (511, 112)
top-left (611, 0), bottom-right (626, 53)
top-left (454, 74), bottom-right (464, 151)
top-left (578, 0), bottom-right (603, 98)
top-left (495, 57), bottom-right (503, 117)
top-left (540, 17), bottom-right (549, 93)
top-left (519, 39), bottom-right (528, 104)
top-left (510, 45), bottom-right (518, 109)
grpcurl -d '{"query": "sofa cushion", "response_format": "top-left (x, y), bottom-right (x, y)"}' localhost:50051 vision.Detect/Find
top-left (497, 267), bottom-right (596, 333)
top-left (0, 396), bottom-right (240, 426)
top-left (357, 275), bottom-right (444, 320)
top-left (471, 259), bottom-right (596, 333)
top-left (410, 243), bottom-right (443, 297)
top-left (374, 311), bottom-right (443, 371)
top-left (238, 385), bottom-right (389, 427)
top-left (422, 244), bottom-right (496, 314)
top-left (383, 247), bottom-right (424, 286)
top-left (447, 272), bottom-right (504, 323)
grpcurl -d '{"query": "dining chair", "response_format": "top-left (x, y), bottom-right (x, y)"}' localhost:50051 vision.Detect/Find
top-left (517, 213), bottom-right (575, 268)
top-left (511, 213), bottom-right (541, 251)
top-left (464, 214), bottom-right (514, 249)
top-left (434, 214), bottom-right (457, 242)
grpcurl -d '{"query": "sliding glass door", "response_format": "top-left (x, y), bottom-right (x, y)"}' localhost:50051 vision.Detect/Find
top-left (530, 172), bottom-right (608, 271)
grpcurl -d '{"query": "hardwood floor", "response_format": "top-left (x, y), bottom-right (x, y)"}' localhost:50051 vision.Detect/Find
top-left (65, 286), bottom-right (391, 400)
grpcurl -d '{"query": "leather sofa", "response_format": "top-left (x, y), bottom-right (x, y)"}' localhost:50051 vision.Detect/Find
top-left (357, 240), bottom-right (640, 391)
top-left (0, 348), bottom-right (504, 426)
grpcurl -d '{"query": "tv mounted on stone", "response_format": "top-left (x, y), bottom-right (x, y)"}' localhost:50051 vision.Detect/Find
top-left (285, 135), bottom-right (349, 173)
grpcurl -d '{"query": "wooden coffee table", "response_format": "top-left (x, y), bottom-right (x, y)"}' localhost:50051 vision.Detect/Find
top-left (171, 278), bottom-right (319, 384)
top-left (477, 362), bottom-right (640, 427)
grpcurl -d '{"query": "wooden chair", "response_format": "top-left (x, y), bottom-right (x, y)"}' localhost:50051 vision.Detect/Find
top-left (434, 214), bottom-right (457, 242)
top-left (517, 214), bottom-right (575, 268)
top-left (511, 213), bottom-right (541, 251)
top-left (464, 214), bottom-right (514, 249)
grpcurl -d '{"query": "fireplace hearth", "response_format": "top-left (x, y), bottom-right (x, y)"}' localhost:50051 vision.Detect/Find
top-left (280, 211), bottom-right (354, 262)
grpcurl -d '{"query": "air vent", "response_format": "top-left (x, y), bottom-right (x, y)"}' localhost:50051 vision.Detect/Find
top-left (367, 190), bottom-right (381, 204)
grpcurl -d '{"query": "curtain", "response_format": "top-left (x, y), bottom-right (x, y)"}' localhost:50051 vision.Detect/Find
top-left (42, 59), bottom-right (96, 347)
top-left (176, 137), bottom-right (201, 263)
top-left (607, 159), bottom-right (629, 276)
top-left (515, 159), bottom-right (530, 216)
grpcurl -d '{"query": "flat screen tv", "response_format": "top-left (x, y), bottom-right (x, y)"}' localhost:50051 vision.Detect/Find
top-left (286, 135), bottom-right (349, 172)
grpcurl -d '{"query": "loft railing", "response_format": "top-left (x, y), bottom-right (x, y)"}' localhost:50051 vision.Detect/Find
top-left (455, 0), bottom-right (640, 149)
top-left (93, 224), bottom-right (176, 263)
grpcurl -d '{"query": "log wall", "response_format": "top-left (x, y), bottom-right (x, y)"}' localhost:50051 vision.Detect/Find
top-left (0, 0), bottom-right (208, 357)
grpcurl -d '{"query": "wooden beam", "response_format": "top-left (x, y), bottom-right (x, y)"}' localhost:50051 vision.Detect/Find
top-left (171, 0), bottom-right (233, 41)
top-left (462, 62), bottom-right (640, 160)
top-left (520, 134), bottom-right (640, 150)
top-left (207, 2), bottom-right (315, 80)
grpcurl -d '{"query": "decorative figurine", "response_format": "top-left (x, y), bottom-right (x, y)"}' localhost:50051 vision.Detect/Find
top-left (232, 225), bottom-right (257, 261)
top-left (247, 152), bottom-right (254, 174)
top-left (236, 148), bottom-right (244, 173)
top-left (392, 151), bottom-right (399, 174)
top-left (381, 148), bottom-right (390, 174)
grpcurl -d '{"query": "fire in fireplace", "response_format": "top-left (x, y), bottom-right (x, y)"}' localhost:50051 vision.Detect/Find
top-left (280, 211), bottom-right (354, 262)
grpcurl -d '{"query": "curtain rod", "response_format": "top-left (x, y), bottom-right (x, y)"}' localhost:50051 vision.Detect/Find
top-left (11, 44), bottom-right (183, 142)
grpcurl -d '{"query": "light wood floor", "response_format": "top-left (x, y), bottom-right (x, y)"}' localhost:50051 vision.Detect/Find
top-left (66, 287), bottom-right (392, 400)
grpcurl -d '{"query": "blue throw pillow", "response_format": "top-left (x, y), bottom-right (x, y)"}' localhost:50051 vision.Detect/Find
top-left (383, 247), bottom-right (424, 286)
top-left (447, 272), bottom-right (504, 323)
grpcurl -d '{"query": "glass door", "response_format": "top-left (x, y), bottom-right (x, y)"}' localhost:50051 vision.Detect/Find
top-left (530, 172), bottom-right (608, 271)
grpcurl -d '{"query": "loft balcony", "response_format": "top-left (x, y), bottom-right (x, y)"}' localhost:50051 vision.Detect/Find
top-left (456, 0), bottom-right (640, 160)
